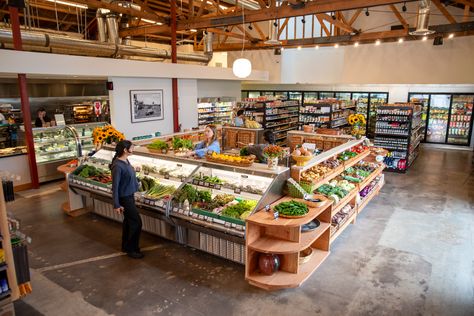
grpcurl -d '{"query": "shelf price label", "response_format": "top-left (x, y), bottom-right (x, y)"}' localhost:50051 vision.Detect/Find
top-left (234, 188), bottom-right (241, 194)
top-left (214, 184), bottom-right (221, 190)
top-left (164, 174), bottom-right (170, 180)
top-left (241, 174), bottom-right (248, 179)
top-left (204, 182), bottom-right (210, 187)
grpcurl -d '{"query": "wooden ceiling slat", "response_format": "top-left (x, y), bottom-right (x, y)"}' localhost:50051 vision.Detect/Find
top-left (348, 8), bottom-right (362, 26)
top-left (253, 22), bottom-right (266, 40)
top-left (316, 13), bottom-right (357, 33)
top-left (389, 4), bottom-right (409, 29)
top-left (178, 0), bottom-right (417, 30)
top-left (432, 0), bottom-right (457, 24)
top-left (463, 4), bottom-right (471, 22)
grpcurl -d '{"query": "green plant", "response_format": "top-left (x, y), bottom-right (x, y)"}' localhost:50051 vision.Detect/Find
top-left (147, 140), bottom-right (169, 150)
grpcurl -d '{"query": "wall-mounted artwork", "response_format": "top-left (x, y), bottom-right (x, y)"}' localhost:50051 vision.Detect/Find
top-left (130, 89), bottom-right (164, 123)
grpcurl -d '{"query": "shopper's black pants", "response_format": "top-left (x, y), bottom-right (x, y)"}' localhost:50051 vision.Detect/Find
top-left (119, 195), bottom-right (142, 253)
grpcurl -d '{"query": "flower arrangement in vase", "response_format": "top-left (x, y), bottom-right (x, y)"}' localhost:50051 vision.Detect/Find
top-left (92, 125), bottom-right (125, 147)
top-left (348, 114), bottom-right (366, 139)
top-left (263, 145), bottom-right (284, 169)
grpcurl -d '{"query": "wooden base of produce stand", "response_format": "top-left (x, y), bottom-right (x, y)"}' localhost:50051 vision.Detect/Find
top-left (57, 164), bottom-right (88, 217)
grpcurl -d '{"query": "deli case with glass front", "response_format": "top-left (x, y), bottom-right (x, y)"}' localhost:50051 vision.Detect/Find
top-left (66, 147), bottom-right (289, 264)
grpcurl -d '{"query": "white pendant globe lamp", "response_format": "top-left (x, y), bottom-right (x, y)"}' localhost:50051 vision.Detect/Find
top-left (232, 2), bottom-right (252, 78)
top-left (233, 58), bottom-right (252, 78)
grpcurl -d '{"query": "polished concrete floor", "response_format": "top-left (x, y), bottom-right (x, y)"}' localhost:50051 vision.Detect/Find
top-left (10, 146), bottom-right (474, 316)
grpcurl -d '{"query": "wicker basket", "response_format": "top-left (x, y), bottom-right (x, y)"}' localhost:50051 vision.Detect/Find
top-left (299, 247), bottom-right (313, 265)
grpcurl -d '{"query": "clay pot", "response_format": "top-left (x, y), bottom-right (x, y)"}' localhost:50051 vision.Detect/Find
top-left (258, 253), bottom-right (280, 275)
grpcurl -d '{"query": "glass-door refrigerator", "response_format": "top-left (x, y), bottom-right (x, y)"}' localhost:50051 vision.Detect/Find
top-left (352, 93), bottom-right (369, 135)
top-left (275, 91), bottom-right (289, 99)
top-left (426, 94), bottom-right (451, 143)
top-left (319, 92), bottom-right (335, 99)
top-left (408, 93), bottom-right (429, 141)
top-left (367, 93), bottom-right (389, 138)
top-left (248, 91), bottom-right (261, 98)
top-left (447, 95), bottom-right (473, 145)
top-left (288, 91), bottom-right (302, 103)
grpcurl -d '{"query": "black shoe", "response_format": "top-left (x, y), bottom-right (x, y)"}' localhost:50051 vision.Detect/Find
top-left (127, 251), bottom-right (144, 259)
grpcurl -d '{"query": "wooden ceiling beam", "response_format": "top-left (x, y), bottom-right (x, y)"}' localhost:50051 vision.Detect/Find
top-left (389, 4), bottom-right (409, 29)
top-left (253, 22), bottom-right (266, 40)
top-left (0, 9), bottom-right (77, 25)
top-left (278, 18), bottom-right (290, 37)
top-left (453, 0), bottom-right (474, 7)
top-left (71, 0), bottom-right (168, 23)
top-left (432, 0), bottom-right (457, 24)
top-left (119, 24), bottom-right (171, 37)
top-left (207, 27), bottom-right (246, 39)
top-left (177, 0), bottom-right (417, 30)
top-left (348, 8), bottom-right (362, 26)
top-left (256, 0), bottom-right (268, 9)
top-left (128, 0), bottom-right (162, 18)
top-left (463, 4), bottom-right (471, 22)
top-left (315, 13), bottom-right (358, 33)
top-left (316, 15), bottom-right (331, 36)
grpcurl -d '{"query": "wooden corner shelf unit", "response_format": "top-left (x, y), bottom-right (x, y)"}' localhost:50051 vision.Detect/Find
top-left (245, 197), bottom-right (331, 290)
top-left (245, 136), bottom-right (386, 290)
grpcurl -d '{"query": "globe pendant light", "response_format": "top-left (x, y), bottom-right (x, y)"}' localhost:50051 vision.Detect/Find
top-left (232, 1), bottom-right (251, 78)
top-left (233, 58), bottom-right (252, 78)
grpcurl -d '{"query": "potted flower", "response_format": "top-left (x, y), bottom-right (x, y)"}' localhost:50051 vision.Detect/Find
top-left (92, 125), bottom-right (125, 149)
top-left (348, 114), bottom-right (366, 139)
top-left (263, 145), bottom-right (284, 169)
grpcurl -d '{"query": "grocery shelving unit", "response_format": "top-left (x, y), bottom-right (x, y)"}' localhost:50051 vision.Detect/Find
top-left (245, 138), bottom-right (385, 290)
top-left (299, 98), bottom-right (356, 129)
top-left (238, 98), bottom-right (299, 146)
top-left (197, 97), bottom-right (235, 127)
top-left (374, 104), bottom-right (422, 173)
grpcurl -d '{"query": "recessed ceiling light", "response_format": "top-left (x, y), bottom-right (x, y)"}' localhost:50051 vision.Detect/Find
top-left (422, 36), bottom-right (427, 41)
top-left (315, 45), bottom-right (319, 49)
top-left (354, 42), bottom-right (359, 47)
top-left (281, 47), bottom-right (285, 51)
top-left (448, 33), bottom-right (454, 39)
top-left (334, 44), bottom-right (339, 48)
top-left (190, 29), bottom-right (197, 32)
top-left (398, 38), bottom-right (404, 43)
top-left (375, 40), bottom-right (381, 45)
top-left (297, 46), bottom-right (301, 50)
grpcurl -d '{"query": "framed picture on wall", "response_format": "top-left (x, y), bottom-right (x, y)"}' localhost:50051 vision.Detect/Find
top-left (130, 89), bottom-right (164, 123)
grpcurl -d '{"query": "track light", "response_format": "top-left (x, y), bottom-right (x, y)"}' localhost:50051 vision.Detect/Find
top-left (331, 13), bottom-right (336, 20)
top-left (248, 24), bottom-right (253, 30)
top-left (365, 8), bottom-right (370, 16)
top-left (402, 2), bottom-right (407, 12)
top-left (224, 28), bottom-right (229, 32)
top-left (301, 18), bottom-right (305, 24)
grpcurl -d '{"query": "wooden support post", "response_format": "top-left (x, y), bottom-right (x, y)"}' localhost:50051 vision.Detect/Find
top-left (8, 5), bottom-right (39, 189)
top-left (171, 0), bottom-right (180, 132)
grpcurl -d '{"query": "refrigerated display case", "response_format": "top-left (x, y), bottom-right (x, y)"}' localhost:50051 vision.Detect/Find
top-left (288, 91), bottom-right (302, 103)
top-left (353, 93), bottom-right (369, 135)
top-left (319, 92), bottom-right (335, 99)
top-left (248, 91), bottom-right (261, 98)
top-left (426, 94), bottom-right (451, 143)
top-left (67, 147), bottom-right (289, 263)
top-left (367, 93), bottom-right (389, 138)
top-left (33, 126), bottom-right (79, 182)
top-left (335, 92), bottom-right (351, 102)
top-left (448, 95), bottom-right (473, 145)
top-left (69, 122), bottom-right (108, 156)
top-left (408, 93), bottom-right (429, 141)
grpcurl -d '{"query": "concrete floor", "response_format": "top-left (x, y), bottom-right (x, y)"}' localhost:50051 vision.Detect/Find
top-left (9, 146), bottom-right (474, 316)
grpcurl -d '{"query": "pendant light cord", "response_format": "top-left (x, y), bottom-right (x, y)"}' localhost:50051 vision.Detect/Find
top-left (241, 2), bottom-right (244, 56)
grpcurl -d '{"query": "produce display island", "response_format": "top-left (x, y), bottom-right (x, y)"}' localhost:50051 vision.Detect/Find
top-left (64, 132), bottom-right (385, 289)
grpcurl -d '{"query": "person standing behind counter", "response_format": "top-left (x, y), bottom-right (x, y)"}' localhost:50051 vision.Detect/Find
top-left (234, 110), bottom-right (245, 127)
top-left (187, 124), bottom-right (220, 158)
top-left (35, 107), bottom-right (53, 127)
top-left (245, 130), bottom-right (276, 162)
top-left (110, 140), bottom-right (144, 259)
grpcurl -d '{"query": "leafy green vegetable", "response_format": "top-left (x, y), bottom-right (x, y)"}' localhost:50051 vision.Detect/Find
top-left (274, 200), bottom-right (308, 216)
top-left (172, 137), bottom-right (193, 150)
top-left (221, 200), bottom-right (257, 219)
top-left (147, 140), bottom-right (169, 150)
top-left (240, 147), bottom-right (249, 156)
top-left (198, 190), bottom-right (212, 203)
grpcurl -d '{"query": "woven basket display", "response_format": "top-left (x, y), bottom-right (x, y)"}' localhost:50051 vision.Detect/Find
top-left (205, 153), bottom-right (255, 167)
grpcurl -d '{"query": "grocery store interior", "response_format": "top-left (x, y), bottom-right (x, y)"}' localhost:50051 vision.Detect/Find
top-left (0, 0), bottom-right (473, 315)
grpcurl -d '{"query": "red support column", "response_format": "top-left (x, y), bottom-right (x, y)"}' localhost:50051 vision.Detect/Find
top-left (9, 5), bottom-right (40, 189)
top-left (171, 0), bottom-right (179, 132)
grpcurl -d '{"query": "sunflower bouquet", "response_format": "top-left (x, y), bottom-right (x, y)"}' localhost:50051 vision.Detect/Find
top-left (348, 114), bottom-right (366, 139)
top-left (92, 125), bottom-right (125, 146)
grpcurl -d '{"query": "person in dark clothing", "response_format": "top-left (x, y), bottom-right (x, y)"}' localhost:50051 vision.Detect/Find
top-left (110, 140), bottom-right (143, 259)
top-left (35, 107), bottom-right (52, 127)
top-left (246, 130), bottom-right (276, 162)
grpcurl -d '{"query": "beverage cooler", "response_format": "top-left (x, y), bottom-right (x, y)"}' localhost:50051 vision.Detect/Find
top-left (408, 93), bottom-right (474, 146)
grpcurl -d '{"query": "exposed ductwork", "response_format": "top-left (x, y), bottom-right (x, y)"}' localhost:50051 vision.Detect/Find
top-left (410, 0), bottom-right (436, 36)
top-left (96, 9), bottom-right (108, 43)
top-left (264, 20), bottom-right (281, 45)
top-left (0, 28), bottom-right (212, 63)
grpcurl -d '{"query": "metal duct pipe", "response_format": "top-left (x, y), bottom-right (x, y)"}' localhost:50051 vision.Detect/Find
top-left (410, 0), bottom-right (435, 35)
top-left (264, 20), bottom-right (281, 45)
top-left (96, 9), bottom-right (108, 42)
top-left (105, 13), bottom-right (120, 44)
top-left (0, 28), bottom-right (212, 63)
top-left (204, 32), bottom-right (213, 56)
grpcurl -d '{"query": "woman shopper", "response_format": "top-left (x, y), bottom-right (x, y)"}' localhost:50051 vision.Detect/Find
top-left (111, 140), bottom-right (143, 259)
top-left (188, 124), bottom-right (220, 158)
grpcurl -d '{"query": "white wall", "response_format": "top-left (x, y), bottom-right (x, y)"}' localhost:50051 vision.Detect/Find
top-left (197, 80), bottom-right (242, 100)
top-left (0, 155), bottom-right (31, 187)
top-left (178, 79), bottom-right (199, 130)
top-left (109, 77), bottom-right (173, 138)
